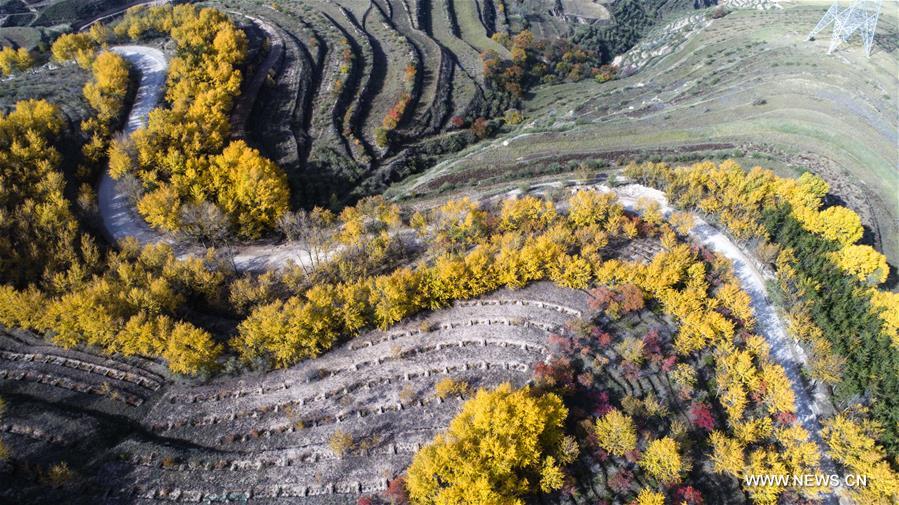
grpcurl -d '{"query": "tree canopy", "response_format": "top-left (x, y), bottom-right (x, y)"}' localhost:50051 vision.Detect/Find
top-left (406, 384), bottom-right (575, 505)
top-left (109, 5), bottom-right (290, 238)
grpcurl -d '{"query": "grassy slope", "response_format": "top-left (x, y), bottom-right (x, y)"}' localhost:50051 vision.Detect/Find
top-left (452, 0), bottom-right (509, 57)
top-left (0, 63), bottom-right (90, 123)
top-left (430, 0), bottom-right (485, 83)
top-left (360, 5), bottom-right (407, 145)
top-left (390, 4), bottom-right (899, 268)
top-left (31, 0), bottom-right (127, 27)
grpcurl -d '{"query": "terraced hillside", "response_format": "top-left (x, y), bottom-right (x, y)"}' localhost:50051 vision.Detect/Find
top-left (390, 3), bottom-right (899, 270)
top-left (1, 283), bottom-right (592, 503)
top-left (6, 0), bottom-right (721, 208)
top-left (213, 0), bottom-right (495, 204)
top-left (205, 0), bottom-right (718, 206)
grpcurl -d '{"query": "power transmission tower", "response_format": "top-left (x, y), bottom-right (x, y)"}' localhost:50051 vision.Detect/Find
top-left (807, 0), bottom-right (882, 57)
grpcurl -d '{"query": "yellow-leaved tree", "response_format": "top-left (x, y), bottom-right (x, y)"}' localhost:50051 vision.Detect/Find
top-left (760, 364), bottom-right (796, 415)
top-left (83, 51), bottom-right (130, 125)
top-left (830, 244), bottom-right (889, 286)
top-left (50, 33), bottom-right (96, 68)
top-left (37, 240), bottom-right (225, 375)
top-left (632, 488), bottom-right (665, 505)
top-left (406, 384), bottom-right (576, 505)
top-left (744, 447), bottom-right (788, 505)
top-left (807, 206), bottom-right (863, 246)
top-left (639, 437), bottom-right (685, 485)
top-left (370, 268), bottom-right (424, 329)
top-left (594, 409), bottom-right (638, 456)
top-left (821, 413), bottom-right (899, 504)
top-left (208, 140), bottom-right (290, 238)
top-left (0, 99), bottom-right (79, 286)
top-left (500, 195), bottom-right (557, 233)
top-left (0, 46), bottom-right (33, 76)
top-left (82, 50), bottom-right (130, 165)
top-left (137, 184), bottom-right (182, 231)
top-left (233, 284), bottom-right (343, 368)
top-left (710, 431), bottom-right (746, 477)
top-left (163, 322), bottom-right (222, 376)
top-left (429, 197), bottom-right (489, 252)
top-left (869, 289), bottom-right (899, 347)
top-left (567, 189), bottom-right (621, 228)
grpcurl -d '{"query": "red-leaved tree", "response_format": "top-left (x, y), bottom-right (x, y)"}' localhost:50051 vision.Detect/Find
top-left (689, 401), bottom-right (716, 432)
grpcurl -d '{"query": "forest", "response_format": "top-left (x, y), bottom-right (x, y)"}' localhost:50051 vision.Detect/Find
top-left (626, 160), bottom-right (899, 459)
top-left (105, 5), bottom-right (290, 238)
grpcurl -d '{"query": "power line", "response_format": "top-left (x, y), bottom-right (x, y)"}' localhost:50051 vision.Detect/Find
top-left (807, 0), bottom-right (882, 57)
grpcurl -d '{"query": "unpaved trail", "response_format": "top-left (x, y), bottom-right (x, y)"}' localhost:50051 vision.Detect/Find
top-left (99, 46), bottom-right (173, 247)
top-left (606, 182), bottom-right (840, 503)
top-left (98, 45), bottom-right (317, 272)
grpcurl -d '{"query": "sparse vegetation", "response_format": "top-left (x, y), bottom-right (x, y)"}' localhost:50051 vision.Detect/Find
top-left (329, 429), bottom-right (354, 457)
top-left (434, 378), bottom-right (468, 399)
top-left (46, 462), bottom-right (74, 487)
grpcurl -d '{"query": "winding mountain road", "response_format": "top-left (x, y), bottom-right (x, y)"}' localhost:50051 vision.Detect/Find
top-left (100, 46), bottom-right (839, 499)
top-left (99, 45), bottom-right (317, 271)
top-left (608, 183), bottom-right (840, 503)
top-left (99, 45), bottom-right (171, 246)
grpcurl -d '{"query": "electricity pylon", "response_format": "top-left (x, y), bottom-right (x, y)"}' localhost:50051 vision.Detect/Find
top-left (807, 0), bottom-right (882, 57)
